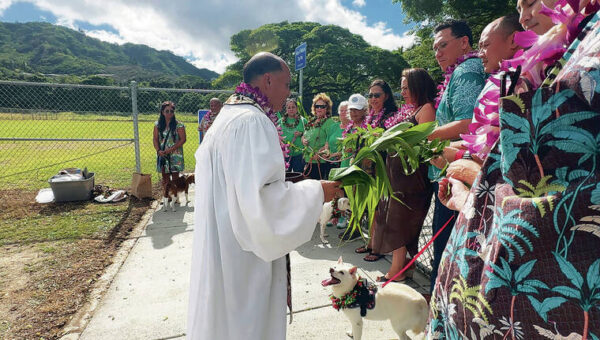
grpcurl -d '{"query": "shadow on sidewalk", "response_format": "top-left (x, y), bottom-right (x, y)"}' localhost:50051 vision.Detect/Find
top-left (145, 203), bottom-right (194, 249)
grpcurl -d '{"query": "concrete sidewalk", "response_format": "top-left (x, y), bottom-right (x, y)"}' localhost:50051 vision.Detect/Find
top-left (73, 187), bottom-right (431, 339)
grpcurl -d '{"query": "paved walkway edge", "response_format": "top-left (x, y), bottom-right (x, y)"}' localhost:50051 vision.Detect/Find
top-left (59, 200), bottom-right (158, 340)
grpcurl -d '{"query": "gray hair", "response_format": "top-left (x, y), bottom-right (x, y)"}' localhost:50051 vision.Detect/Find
top-left (338, 101), bottom-right (349, 114)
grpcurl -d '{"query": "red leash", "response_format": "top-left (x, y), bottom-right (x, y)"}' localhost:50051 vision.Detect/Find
top-left (382, 214), bottom-right (455, 288)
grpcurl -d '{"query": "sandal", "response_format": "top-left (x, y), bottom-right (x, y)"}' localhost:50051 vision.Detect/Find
top-left (355, 246), bottom-right (372, 254)
top-left (376, 275), bottom-right (408, 283)
top-left (363, 253), bottom-right (385, 262)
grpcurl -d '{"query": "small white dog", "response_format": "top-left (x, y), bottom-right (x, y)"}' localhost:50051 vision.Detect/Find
top-left (318, 197), bottom-right (351, 243)
top-left (322, 257), bottom-right (428, 340)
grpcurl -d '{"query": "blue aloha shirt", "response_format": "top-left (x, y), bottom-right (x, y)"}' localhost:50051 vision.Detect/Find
top-left (429, 57), bottom-right (486, 180)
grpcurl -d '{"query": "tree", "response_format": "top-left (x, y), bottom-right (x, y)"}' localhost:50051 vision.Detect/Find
top-left (392, 0), bottom-right (519, 40)
top-left (394, 0), bottom-right (519, 83)
top-left (214, 21), bottom-right (410, 111)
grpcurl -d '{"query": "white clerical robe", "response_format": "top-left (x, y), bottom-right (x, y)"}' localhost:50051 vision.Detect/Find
top-left (187, 102), bottom-right (323, 340)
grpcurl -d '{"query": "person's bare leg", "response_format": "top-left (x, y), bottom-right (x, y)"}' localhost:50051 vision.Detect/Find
top-left (386, 247), bottom-right (410, 281)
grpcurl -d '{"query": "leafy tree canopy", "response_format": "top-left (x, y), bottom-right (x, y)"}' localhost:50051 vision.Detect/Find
top-left (394, 0), bottom-right (519, 82)
top-left (215, 21), bottom-right (410, 111)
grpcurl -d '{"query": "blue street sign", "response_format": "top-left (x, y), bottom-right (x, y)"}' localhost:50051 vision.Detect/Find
top-left (295, 42), bottom-right (307, 71)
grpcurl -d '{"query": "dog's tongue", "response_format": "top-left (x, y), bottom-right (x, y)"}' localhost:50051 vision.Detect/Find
top-left (321, 278), bottom-right (334, 287)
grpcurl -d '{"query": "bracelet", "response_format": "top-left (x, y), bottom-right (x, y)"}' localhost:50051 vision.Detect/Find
top-left (454, 149), bottom-right (465, 161)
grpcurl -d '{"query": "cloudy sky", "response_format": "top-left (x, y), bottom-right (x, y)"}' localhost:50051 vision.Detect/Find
top-left (0, 0), bottom-right (416, 74)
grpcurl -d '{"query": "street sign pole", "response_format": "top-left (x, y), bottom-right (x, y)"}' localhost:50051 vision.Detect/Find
top-left (299, 69), bottom-right (303, 101)
top-left (294, 42), bottom-right (307, 101)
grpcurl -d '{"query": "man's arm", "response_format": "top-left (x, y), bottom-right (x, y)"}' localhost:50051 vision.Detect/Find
top-left (428, 119), bottom-right (471, 141)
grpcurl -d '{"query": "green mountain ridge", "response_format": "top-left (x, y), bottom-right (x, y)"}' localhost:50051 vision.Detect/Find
top-left (0, 21), bottom-right (219, 82)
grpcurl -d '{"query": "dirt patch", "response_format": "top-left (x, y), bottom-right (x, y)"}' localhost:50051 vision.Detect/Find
top-left (0, 189), bottom-right (157, 340)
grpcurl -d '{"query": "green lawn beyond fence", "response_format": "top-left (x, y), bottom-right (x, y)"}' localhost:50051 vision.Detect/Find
top-left (0, 112), bottom-right (200, 190)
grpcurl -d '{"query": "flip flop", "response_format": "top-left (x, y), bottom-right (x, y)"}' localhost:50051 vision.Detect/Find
top-left (363, 253), bottom-right (385, 262)
top-left (354, 246), bottom-right (372, 254)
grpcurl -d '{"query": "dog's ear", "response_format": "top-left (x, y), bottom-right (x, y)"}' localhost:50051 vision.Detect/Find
top-left (337, 256), bottom-right (343, 264)
top-left (349, 266), bottom-right (357, 275)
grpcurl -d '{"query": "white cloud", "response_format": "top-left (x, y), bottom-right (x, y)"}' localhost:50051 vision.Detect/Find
top-left (299, 0), bottom-right (416, 51)
top-left (352, 0), bottom-right (366, 8)
top-left (20, 0), bottom-right (415, 74)
top-left (85, 29), bottom-right (127, 45)
top-left (0, 0), bottom-right (15, 15)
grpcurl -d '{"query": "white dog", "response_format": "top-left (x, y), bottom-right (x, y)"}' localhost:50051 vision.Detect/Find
top-left (322, 257), bottom-right (428, 340)
top-left (318, 197), bottom-right (351, 243)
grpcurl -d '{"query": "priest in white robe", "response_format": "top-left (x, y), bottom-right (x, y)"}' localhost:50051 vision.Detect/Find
top-left (187, 52), bottom-right (342, 339)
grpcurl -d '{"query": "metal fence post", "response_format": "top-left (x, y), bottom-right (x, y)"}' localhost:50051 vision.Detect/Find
top-left (131, 81), bottom-right (141, 173)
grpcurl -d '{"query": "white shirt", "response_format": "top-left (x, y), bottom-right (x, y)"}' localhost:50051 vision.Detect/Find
top-left (187, 101), bottom-right (323, 340)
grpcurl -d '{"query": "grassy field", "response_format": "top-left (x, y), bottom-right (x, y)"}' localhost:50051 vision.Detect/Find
top-left (0, 112), bottom-right (200, 190)
top-left (0, 111), bottom-right (197, 337)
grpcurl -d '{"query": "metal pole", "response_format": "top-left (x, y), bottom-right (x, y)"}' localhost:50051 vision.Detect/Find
top-left (299, 69), bottom-right (303, 101)
top-left (131, 81), bottom-right (141, 173)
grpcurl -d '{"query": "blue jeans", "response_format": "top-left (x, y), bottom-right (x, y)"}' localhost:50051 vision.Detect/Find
top-left (286, 154), bottom-right (305, 173)
top-left (430, 182), bottom-right (458, 293)
top-left (306, 162), bottom-right (331, 180)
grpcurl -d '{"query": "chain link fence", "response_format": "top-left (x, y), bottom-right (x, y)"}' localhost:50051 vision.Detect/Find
top-left (0, 79), bottom-right (436, 275)
top-left (0, 80), bottom-right (231, 191)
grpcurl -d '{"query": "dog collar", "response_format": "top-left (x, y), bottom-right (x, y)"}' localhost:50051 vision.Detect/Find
top-left (329, 277), bottom-right (377, 316)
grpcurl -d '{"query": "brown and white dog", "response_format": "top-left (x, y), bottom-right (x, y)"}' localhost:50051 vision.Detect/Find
top-left (322, 257), bottom-right (428, 340)
top-left (162, 173), bottom-right (194, 212)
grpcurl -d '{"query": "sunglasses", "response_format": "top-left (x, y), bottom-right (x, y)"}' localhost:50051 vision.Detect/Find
top-left (314, 104), bottom-right (328, 109)
top-left (164, 109), bottom-right (175, 114)
top-left (368, 93), bottom-right (383, 99)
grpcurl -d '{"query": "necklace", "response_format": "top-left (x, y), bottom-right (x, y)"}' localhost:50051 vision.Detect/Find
top-left (383, 103), bottom-right (416, 129)
top-left (459, 71), bottom-right (504, 160)
top-left (365, 107), bottom-right (385, 128)
top-left (342, 119), bottom-right (367, 138)
top-left (435, 51), bottom-right (480, 109)
top-left (307, 116), bottom-right (327, 129)
top-left (233, 82), bottom-right (290, 167)
top-left (504, 0), bottom-right (595, 89)
top-left (283, 116), bottom-right (300, 128)
top-left (201, 110), bottom-right (218, 131)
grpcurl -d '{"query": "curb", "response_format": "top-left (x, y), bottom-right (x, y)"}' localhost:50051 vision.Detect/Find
top-left (59, 199), bottom-right (158, 340)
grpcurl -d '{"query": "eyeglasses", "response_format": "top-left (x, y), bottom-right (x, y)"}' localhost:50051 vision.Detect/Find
top-left (368, 93), bottom-right (383, 99)
top-left (164, 109), bottom-right (174, 114)
top-left (433, 37), bottom-right (461, 52)
top-left (314, 104), bottom-right (327, 109)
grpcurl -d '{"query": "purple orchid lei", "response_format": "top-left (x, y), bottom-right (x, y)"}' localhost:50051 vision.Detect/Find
top-left (234, 82), bottom-right (290, 168)
top-left (365, 107), bottom-right (385, 128)
top-left (435, 51), bottom-right (480, 109)
top-left (383, 103), bottom-right (415, 129)
top-left (342, 119), bottom-right (368, 138)
top-left (504, 0), bottom-right (599, 89)
top-left (459, 73), bottom-right (503, 160)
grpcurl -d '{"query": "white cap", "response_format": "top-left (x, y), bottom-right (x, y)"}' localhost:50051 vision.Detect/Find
top-left (347, 93), bottom-right (367, 110)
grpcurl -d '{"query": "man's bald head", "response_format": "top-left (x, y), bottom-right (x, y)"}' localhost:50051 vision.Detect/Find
top-left (242, 52), bottom-right (291, 112)
top-left (243, 52), bottom-right (288, 84)
top-left (479, 15), bottom-right (523, 73)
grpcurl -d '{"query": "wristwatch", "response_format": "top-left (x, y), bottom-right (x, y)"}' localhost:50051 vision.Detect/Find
top-left (462, 151), bottom-right (472, 160)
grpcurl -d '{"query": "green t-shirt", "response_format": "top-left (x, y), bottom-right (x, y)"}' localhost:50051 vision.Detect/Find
top-left (278, 116), bottom-right (307, 157)
top-left (303, 117), bottom-right (338, 163)
top-left (429, 57), bottom-right (486, 180)
top-left (327, 122), bottom-right (343, 154)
